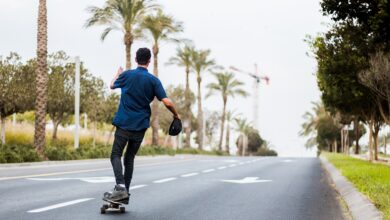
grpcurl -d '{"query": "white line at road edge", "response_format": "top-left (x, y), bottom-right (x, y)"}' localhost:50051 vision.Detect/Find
top-left (202, 169), bottom-right (215, 173)
top-left (130, 184), bottom-right (147, 190)
top-left (153, 177), bottom-right (177, 183)
top-left (28, 198), bottom-right (94, 213)
top-left (181, 173), bottom-right (199, 177)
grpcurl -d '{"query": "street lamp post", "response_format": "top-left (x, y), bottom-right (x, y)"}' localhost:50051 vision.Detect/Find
top-left (74, 56), bottom-right (80, 149)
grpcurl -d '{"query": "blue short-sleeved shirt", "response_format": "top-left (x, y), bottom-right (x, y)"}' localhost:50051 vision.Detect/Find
top-left (112, 67), bottom-right (167, 131)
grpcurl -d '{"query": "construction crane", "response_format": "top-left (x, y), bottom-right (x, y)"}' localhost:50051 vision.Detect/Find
top-left (230, 64), bottom-right (269, 131)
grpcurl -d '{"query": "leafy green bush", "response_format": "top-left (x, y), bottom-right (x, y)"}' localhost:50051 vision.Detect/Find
top-left (138, 146), bottom-right (175, 156)
top-left (176, 148), bottom-right (229, 156)
top-left (0, 144), bottom-right (41, 163)
top-left (255, 147), bottom-right (278, 156)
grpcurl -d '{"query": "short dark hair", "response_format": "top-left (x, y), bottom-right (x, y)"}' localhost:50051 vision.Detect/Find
top-left (136, 48), bottom-right (151, 65)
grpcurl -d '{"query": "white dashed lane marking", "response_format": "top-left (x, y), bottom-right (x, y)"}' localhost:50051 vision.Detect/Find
top-left (28, 198), bottom-right (94, 213)
top-left (181, 173), bottom-right (199, 177)
top-left (153, 177), bottom-right (177, 183)
top-left (202, 169), bottom-right (215, 173)
top-left (218, 166), bottom-right (227, 170)
top-left (130, 184), bottom-right (147, 190)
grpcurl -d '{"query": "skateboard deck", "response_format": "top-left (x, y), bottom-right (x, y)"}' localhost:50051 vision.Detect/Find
top-left (100, 198), bottom-right (128, 214)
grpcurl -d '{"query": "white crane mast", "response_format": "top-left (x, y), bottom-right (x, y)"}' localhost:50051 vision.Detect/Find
top-left (230, 64), bottom-right (269, 132)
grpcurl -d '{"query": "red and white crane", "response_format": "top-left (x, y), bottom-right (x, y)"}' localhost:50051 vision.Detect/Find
top-left (230, 64), bottom-right (269, 131)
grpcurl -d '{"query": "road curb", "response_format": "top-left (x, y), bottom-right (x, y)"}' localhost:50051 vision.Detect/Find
top-left (320, 156), bottom-right (383, 220)
top-left (0, 154), bottom-right (213, 168)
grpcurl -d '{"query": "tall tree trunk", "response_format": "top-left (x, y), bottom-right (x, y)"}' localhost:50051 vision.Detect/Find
top-left (34, 0), bottom-right (48, 158)
top-left (242, 134), bottom-right (247, 156)
top-left (93, 121), bottom-right (97, 148)
top-left (151, 44), bottom-right (159, 146)
top-left (340, 129), bottom-right (344, 153)
top-left (184, 67), bottom-right (191, 148)
top-left (225, 123), bottom-right (230, 154)
top-left (368, 121), bottom-right (373, 162)
top-left (124, 31), bottom-right (133, 69)
top-left (0, 116), bottom-right (6, 145)
top-left (373, 123), bottom-right (380, 161)
top-left (237, 135), bottom-right (243, 156)
top-left (218, 98), bottom-right (227, 151)
top-left (197, 74), bottom-right (203, 150)
top-left (52, 119), bottom-right (61, 140)
top-left (374, 133), bottom-right (379, 161)
top-left (354, 118), bottom-right (360, 154)
top-left (106, 126), bottom-right (115, 146)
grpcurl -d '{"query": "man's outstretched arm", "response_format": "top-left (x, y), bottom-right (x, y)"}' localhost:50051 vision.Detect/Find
top-left (161, 98), bottom-right (180, 119)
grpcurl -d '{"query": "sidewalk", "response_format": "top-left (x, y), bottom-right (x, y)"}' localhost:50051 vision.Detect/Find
top-left (350, 154), bottom-right (390, 166)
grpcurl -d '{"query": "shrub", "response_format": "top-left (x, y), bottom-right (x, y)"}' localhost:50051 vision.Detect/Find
top-left (0, 144), bottom-right (41, 163)
top-left (255, 147), bottom-right (278, 156)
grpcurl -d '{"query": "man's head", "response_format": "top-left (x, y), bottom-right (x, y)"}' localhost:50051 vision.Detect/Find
top-left (136, 48), bottom-right (151, 66)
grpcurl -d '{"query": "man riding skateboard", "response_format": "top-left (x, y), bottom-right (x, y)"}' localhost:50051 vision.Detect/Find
top-left (104, 48), bottom-right (180, 203)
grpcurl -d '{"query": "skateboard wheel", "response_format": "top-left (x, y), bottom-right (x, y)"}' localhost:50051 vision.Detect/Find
top-left (120, 207), bottom-right (125, 213)
top-left (103, 204), bottom-right (109, 209)
top-left (100, 207), bottom-right (106, 214)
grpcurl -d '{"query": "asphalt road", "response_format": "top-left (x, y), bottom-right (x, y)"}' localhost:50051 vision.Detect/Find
top-left (0, 155), bottom-right (346, 220)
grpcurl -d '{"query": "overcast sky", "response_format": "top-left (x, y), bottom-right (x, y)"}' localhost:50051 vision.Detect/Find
top-left (0, 0), bottom-right (331, 156)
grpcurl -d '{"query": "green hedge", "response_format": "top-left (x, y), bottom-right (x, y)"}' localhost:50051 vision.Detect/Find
top-left (0, 144), bottom-right (41, 163)
top-left (0, 144), bottom-right (229, 163)
top-left (255, 147), bottom-right (278, 156)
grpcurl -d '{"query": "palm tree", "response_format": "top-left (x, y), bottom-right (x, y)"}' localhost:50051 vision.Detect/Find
top-left (191, 49), bottom-right (215, 150)
top-left (206, 72), bottom-right (248, 151)
top-left (167, 44), bottom-right (194, 148)
top-left (234, 118), bottom-right (251, 156)
top-left (299, 101), bottom-right (327, 148)
top-left (225, 110), bottom-right (240, 154)
top-left (85, 0), bottom-right (157, 69)
top-left (34, 0), bottom-right (48, 157)
top-left (142, 9), bottom-right (183, 146)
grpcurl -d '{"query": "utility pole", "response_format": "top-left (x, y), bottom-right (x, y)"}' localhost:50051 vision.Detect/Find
top-left (74, 56), bottom-right (80, 149)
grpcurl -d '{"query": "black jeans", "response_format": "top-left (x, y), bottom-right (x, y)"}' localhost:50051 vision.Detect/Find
top-left (111, 127), bottom-right (146, 192)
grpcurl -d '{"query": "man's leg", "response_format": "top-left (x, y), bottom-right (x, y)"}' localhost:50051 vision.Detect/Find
top-left (111, 128), bottom-right (129, 186)
top-left (123, 130), bottom-right (145, 191)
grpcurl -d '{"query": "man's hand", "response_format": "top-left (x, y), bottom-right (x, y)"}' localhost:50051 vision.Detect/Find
top-left (110, 66), bottom-right (124, 89)
top-left (116, 66), bottom-right (124, 77)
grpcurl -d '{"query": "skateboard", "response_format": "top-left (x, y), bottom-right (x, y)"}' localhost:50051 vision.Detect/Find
top-left (100, 198), bottom-right (128, 214)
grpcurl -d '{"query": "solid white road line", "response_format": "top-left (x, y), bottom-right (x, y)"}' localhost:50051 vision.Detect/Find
top-left (218, 166), bottom-right (227, 170)
top-left (28, 198), bottom-right (94, 213)
top-left (181, 173), bottom-right (199, 177)
top-left (153, 177), bottom-right (177, 183)
top-left (202, 169), bottom-right (215, 173)
top-left (130, 184), bottom-right (147, 190)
